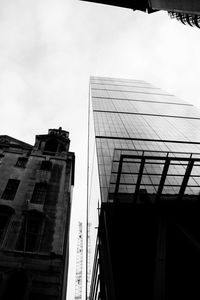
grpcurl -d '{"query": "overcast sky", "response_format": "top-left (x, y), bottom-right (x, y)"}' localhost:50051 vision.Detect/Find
top-left (1, 1), bottom-right (200, 299)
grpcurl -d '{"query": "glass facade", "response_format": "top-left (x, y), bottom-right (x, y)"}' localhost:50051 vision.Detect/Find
top-left (89, 76), bottom-right (200, 204)
top-left (88, 76), bottom-right (200, 299)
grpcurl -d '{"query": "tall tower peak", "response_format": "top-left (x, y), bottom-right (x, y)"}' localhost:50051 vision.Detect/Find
top-left (33, 127), bottom-right (70, 157)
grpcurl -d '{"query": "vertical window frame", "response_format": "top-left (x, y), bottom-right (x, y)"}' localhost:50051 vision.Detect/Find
top-left (40, 160), bottom-right (52, 171)
top-left (15, 157), bottom-right (28, 168)
top-left (30, 182), bottom-right (47, 204)
top-left (0, 206), bottom-right (13, 247)
top-left (1, 179), bottom-right (20, 201)
top-left (16, 212), bottom-right (45, 253)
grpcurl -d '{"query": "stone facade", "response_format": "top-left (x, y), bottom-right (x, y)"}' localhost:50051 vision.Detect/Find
top-left (0, 128), bottom-right (75, 300)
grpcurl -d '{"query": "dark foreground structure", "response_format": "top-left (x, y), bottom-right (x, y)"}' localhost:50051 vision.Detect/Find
top-left (82, 0), bottom-right (200, 28)
top-left (0, 128), bottom-right (75, 300)
top-left (88, 76), bottom-right (200, 300)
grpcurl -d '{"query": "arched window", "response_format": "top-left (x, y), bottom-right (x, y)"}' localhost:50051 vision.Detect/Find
top-left (43, 139), bottom-right (58, 155)
top-left (16, 210), bottom-right (44, 252)
top-left (0, 205), bottom-right (14, 246)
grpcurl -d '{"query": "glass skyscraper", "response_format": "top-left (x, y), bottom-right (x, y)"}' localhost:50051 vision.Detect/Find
top-left (88, 76), bottom-right (200, 300)
top-left (90, 76), bottom-right (200, 202)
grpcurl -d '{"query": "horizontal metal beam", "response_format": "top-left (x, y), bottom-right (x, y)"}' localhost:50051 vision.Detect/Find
top-left (111, 151), bottom-right (200, 202)
top-left (120, 154), bottom-right (198, 162)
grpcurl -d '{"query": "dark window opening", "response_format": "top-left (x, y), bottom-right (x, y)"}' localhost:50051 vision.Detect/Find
top-left (16, 157), bottom-right (28, 168)
top-left (40, 160), bottom-right (52, 171)
top-left (2, 270), bottom-right (28, 300)
top-left (59, 143), bottom-right (66, 152)
top-left (43, 139), bottom-right (58, 155)
top-left (16, 213), bottom-right (44, 252)
top-left (1, 179), bottom-right (20, 200)
top-left (0, 215), bottom-right (10, 242)
top-left (30, 183), bottom-right (47, 204)
top-left (0, 206), bottom-right (13, 245)
top-left (38, 140), bottom-right (42, 150)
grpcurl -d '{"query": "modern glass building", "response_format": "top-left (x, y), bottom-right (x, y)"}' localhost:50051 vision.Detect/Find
top-left (88, 76), bottom-right (200, 300)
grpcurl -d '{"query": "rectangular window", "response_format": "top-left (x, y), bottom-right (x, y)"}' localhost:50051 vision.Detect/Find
top-left (0, 213), bottom-right (11, 244)
top-left (0, 215), bottom-right (9, 239)
top-left (16, 215), bottom-right (43, 252)
top-left (31, 183), bottom-right (47, 204)
top-left (16, 157), bottom-right (28, 168)
top-left (1, 179), bottom-right (20, 200)
top-left (40, 160), bottom-right (52, 171)
top-left (26, 219), bottom-right (42, 251)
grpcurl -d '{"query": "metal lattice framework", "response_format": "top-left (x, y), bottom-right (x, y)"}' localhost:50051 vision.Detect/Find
top-left (87, 222), bottom-right (92, 300)
top-left (75, 222), bottom-right (83, 300)
top-left (110, 149), bottom-right (200, 202)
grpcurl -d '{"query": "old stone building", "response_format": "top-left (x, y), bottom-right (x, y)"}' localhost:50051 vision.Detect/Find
top-left (0, 128), bottom-right (75, 300)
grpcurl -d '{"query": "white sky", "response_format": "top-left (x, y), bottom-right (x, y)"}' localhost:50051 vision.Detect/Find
top-left (1, 1), bottom-right (200, 299)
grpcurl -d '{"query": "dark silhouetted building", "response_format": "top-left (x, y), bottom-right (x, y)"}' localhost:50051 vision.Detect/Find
top-left (88, 76), bottom-right (200, 300)
top-left (82, 0), bottom-right (200, 28)
top-left (0, 128), bottom-right (75, 300)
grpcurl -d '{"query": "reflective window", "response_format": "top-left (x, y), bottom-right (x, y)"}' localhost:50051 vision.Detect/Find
top-left (91, 77), bottom-right (200, 202)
